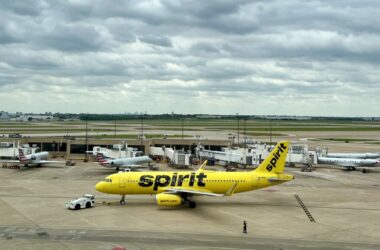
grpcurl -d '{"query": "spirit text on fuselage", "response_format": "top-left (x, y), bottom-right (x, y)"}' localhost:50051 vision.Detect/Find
top-left (139, 173), bottom-right (207, 191)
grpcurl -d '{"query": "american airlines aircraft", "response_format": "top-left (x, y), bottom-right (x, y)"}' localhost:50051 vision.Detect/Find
top-left (96, 153), bottom-right (153, 171)
top-left (317, 156), bottom-right (380, 172)
top-left (326, 153), bottom-right (380, 159)
top-left (3, 149), bottom-right (64, 168)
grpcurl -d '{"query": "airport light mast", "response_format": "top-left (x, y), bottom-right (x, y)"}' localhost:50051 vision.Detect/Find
top-left (114, 118), bottom-right (117, 138)
top-left (140, 115), bottom-right (144, 147)
top-left (244, 118), bottom-right (247, 148)
top-left (181, 118), bottom-right (184, 140)
top-left (269, 119), bottom-right (272, 145)
top-left (85, 114), bottom-right (88, 161)
top-left (236, 113), bottom-right (240, 144)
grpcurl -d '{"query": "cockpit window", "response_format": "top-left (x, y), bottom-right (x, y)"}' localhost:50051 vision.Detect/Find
top-left (104, 178), bottom-right (112, 183)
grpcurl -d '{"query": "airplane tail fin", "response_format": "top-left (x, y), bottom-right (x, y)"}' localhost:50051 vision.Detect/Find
top-left (96, 153), bottom-right (108, 166)
top-left (18, 149), bottom-right (29, 164)
top-left (253, 141), bottom-right (290, 174)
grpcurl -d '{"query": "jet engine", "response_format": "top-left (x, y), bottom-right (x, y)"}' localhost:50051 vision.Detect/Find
top-left (155, 193), bottom-right (181, 206)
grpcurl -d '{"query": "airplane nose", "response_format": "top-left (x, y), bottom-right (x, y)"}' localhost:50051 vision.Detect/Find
top-left (95, 182), bottom-right (103, 192)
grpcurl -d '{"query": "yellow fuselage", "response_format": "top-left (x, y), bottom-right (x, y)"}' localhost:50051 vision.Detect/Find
top-left (95, 170), bottom-right (294, 195)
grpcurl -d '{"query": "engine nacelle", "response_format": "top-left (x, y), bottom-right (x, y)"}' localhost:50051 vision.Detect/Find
top-left (31, 155), bottom-right (36, 160)
top-left (156, 193), bottom-right (182, 207)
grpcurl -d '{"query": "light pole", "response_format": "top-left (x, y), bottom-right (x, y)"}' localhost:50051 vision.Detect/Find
top-left (269, 119), bottom-right (272, 144)
top-left (181, 118), bottom-right (184, 140)
top-left (244, 118), bottom-right (247, 148)
top-left (140, 115), bottom-right (144, 146)
top-left (236, 113), bottom-right (240, 144)
top-left (114, 118), bottom-right (117, 138)
top-left (85, 114), bottom-right (88, 161)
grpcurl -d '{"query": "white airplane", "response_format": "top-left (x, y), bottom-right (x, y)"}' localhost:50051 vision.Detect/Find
top-left (317, 156), bottom-right (380, 172)
top-left (326, 153), bottom-right (380, 159)
top-left (96, 153), bottom-right (153, 171)
top-left (3, 149), bottom-right (64, 168)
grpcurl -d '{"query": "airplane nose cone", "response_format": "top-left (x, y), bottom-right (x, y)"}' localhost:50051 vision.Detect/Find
top-left (95, 182), bottom-right (103, 192)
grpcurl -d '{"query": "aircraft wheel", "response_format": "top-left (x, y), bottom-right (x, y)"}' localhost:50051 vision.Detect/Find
top-left (75, 204), bottom-right (80, 210)
top-left (352, 167), bottom-right (356, 171)
top-left (116, 167), bottom-right (120, 172)
top-left (189, 201), bottom-right (197, 209)
top-left (86, 202), bottom-right (91, 208)
top-left (120, 194), bottom-right (126, 205)
top-left (362, 169), bottom-right (368, 173)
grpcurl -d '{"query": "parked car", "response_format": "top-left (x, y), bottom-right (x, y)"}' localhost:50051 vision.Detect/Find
top-left (66, 194), bottom-right (95, 210)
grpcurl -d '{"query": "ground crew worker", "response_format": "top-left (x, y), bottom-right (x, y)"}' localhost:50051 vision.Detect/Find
top-left (243, 220), bottom-right (247, 234)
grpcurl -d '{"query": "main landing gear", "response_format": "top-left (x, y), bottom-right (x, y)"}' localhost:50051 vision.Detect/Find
top-left (184, 197), bottom-right (197, 208)
top-left (189, 201), bottom-right (197, 209)
top-left (345, 167), bottom-right (356, 171)
top-left (120, 194), bottom-right (126, 205)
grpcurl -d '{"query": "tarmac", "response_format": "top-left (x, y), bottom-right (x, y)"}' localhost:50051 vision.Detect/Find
top-left (0, 161), bottom-right (379, 249)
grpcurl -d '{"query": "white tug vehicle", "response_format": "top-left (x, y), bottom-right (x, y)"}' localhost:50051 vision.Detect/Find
top-left (66, 194), bottom-right (95, 210)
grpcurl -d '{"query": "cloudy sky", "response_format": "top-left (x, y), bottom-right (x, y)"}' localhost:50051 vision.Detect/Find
top-left (0, 0), bottom-right (379, 116)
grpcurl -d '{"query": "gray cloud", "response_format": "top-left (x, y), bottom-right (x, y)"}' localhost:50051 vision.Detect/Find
top-left (139, 35), bottom-right (172, 47)
top-left (0, 0), bottom-right (379, 116)
top-left (1, 0), bottom-right (46, 16)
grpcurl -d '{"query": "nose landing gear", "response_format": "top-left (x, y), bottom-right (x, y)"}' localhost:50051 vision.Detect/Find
top-left (120, 194), bottom-right (126, 205)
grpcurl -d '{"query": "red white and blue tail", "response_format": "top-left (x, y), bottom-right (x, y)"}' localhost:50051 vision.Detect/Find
top-left (96, 153), bottom-right (109, 167)
top-left (18, 149), bottom-right (29, 164)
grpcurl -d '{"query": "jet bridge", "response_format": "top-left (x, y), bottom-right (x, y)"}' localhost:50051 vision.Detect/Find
top-left (90, 144), bottom-right (143, 159)
top-left (196, 143), bottom-right (310, 167)
top-left (0, 141), bottom-right (38, 159)
top-left (149, 146), bottom-right (191, 168)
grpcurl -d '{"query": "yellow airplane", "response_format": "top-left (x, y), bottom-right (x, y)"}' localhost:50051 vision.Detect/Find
top-left (95, 141), bottom-right (294, 208)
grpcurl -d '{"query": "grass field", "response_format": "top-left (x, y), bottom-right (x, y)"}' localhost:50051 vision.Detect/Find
top-left (95, 134), bottom-right (192, 139)
top-left (1, 119), bottom-right (380, 136)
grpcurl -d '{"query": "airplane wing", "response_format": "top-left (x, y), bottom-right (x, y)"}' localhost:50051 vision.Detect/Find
top-left (38, 160), bottom-right (65, 164)
top-left (165, 183), bottom-right (238, 197)
top-left (119, 164), bottom-right (149, 168)
top-left (0, 160), bottom-right (21, 163)
top-left (165, 187), bottom-right (224, 197)
top-left (336, 163), bottom-right (358, 168)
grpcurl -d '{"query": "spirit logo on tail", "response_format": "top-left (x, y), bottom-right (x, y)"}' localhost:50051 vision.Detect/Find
top-left (266, 143), bottom-right (287, 172)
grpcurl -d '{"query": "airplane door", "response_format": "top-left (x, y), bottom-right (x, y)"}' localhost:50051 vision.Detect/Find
top-left (119, 175), bottom-right (126, 188)
top-left (119, 173), bottom-right (133, 194)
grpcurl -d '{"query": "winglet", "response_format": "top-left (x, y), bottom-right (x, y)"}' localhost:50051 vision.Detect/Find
top-left (224, 182), bottom-right (238, 196)
top-left (196, 160), bottom-right (208, 172)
